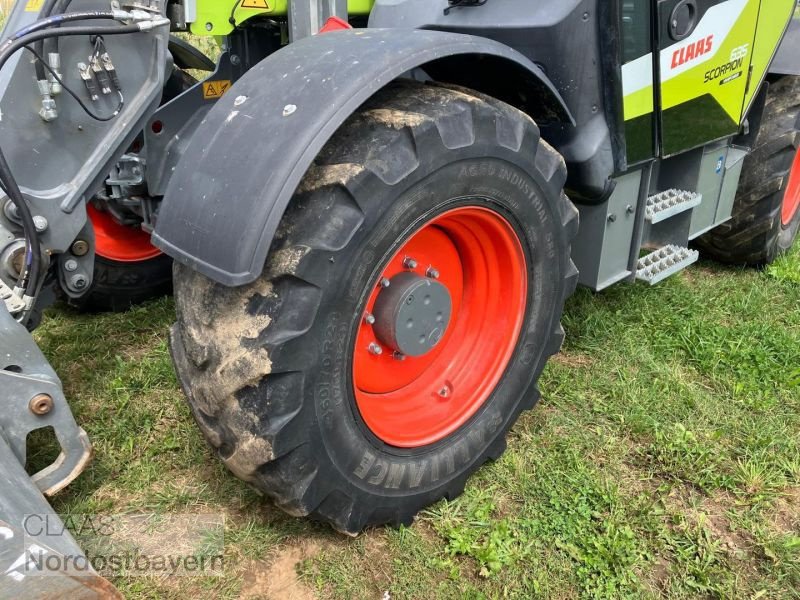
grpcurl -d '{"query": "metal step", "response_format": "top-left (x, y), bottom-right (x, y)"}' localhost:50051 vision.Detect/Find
top-left (645, 189), bottom-right (702, 224)
top-left (0, 279), bottom-right (24, 314)
top-left (636, 245), bottom-right (699, 285)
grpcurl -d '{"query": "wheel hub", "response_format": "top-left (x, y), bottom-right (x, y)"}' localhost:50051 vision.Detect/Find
top-left (372, 272), bottom-right (452, 357)
top-left (352, 206), bottom-right (529, 448)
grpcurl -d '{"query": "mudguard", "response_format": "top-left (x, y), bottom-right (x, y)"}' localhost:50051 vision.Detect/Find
top-left (771, 6), bottom-right (800, 76)
top-left (152, 28), bottom-right (572, 286)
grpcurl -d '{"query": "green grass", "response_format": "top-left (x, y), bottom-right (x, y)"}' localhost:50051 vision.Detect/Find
top-left (30, 243), bottom-right (800, 599)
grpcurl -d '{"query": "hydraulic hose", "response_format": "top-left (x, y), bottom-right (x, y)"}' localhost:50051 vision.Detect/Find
top-left (6, 11), bottom-right (123, 42)
top-left (0, 21), bottom-right (144, 303)
top-left (32, 0), bottom-right (61, 79)
top-left (43, 0), bottom-right (78, 73)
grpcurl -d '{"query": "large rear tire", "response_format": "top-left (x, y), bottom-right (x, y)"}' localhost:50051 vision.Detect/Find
top-left (170, 82), bottom-right (579, 533)
top-left (698, 76), bottom-right (800, 264)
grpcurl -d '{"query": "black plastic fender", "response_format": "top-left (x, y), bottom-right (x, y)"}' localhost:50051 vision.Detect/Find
top-left (152, 28), bottom-right (572, 286)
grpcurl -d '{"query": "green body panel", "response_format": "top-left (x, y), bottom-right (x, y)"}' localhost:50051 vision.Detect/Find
top-left (743, 0), bottom-right (798, 111)
top-left (624, 85), bottom-right (654, 121)
top-left (191, 0), bottom-right (375, 36)
top-left (659, 0), bottom-right (759, 155)
top-left (622, 0), bottom-right (796, 159)
top-left (660, 1), bottom-right (759, 120)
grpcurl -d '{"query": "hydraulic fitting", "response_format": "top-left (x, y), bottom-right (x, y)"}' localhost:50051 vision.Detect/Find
top-left (47, 52), bottom-right (62, 95)
top-left (37, 79), bottom-right (57, 122)
top-left (100, 53), bottom-right (122, 91)
top-left (90, 56), bottom-right (111, 95)
top-left (78, 62), bottom-right (99, 101)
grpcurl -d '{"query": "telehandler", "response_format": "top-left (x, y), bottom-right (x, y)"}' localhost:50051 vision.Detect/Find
top-left (0, 0), bottom-right (798, 593)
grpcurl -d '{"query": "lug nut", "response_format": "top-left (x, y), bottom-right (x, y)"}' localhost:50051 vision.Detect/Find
top-left (393, 352), bottom-right (406, 361)
top-left (29, 393), bottom-right (54, 416)
top-left (71, 240), bottom-right (89, 256)
top-left (368, 343), bottom-right (383, 356)
top-left (403, 257), bottom-right (418, 269)
top-left (364, 313), bottom-right (376, 325)
top-left (426, 267), bottom-right (440, 279)
top-left (380, 278), bottom-right (391, 288)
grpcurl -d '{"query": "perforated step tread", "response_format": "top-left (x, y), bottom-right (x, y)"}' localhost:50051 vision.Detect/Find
top-left (0, 279), bottom-right (25, 314)
top-left (636, 245), bottom-right (699, 285)
top-left (646, 189), bottom-right (702, 224)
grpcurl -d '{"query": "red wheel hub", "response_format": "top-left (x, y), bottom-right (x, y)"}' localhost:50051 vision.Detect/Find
top-left (87, 204), bottom-right (162, 262)
top-left (352, 206), bottom-right (528, 448)
top-left (783, 146), bottom-right (800, 226)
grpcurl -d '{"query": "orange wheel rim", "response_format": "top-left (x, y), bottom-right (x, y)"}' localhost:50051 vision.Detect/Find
top-left (87, 204), bottom-right (162, 262)
top-left (783, 147), bottom-right (800, 226)
top-left (352, 206), bottom-right (528, 448)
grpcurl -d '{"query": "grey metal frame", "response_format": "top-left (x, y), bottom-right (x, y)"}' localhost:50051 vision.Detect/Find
top-left (288, 0), bottom-right (348, 41)
top-left (0, 0), bottom-right (170, 301)
top-left (0, 304), bottom-right (92, 497)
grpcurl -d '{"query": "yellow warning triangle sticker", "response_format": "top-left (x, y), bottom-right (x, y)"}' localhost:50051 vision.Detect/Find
top-left (241, 0), bottom-right (270, 9)
top-left (203, 81), bottom-right (231, 100)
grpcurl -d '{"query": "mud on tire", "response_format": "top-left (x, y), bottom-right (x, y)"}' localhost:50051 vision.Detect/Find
top-left (171, 81), bottom-right (579, 534)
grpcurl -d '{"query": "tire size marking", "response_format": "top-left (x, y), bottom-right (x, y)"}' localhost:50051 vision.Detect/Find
top-left (318, 318), bottom-right (348, 430)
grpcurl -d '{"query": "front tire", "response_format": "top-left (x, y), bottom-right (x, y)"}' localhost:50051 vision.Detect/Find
top-left (171, 82), bottom-right (579, 533)
top-left (698, 76), bottom-right (800, 264)
top-left (70, 205), bottom-right (172, 312)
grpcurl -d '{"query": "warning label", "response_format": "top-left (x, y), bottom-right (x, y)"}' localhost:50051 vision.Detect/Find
top-left (202, 81), bottom-right (231, 100)
top-left (25, 0), bottom-right (45, 11)
top-left (241, 0), bottom-right (270, 9)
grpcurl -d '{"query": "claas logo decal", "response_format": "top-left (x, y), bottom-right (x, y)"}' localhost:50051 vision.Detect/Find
top-left (671, 35), bottom-right (714, 69)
